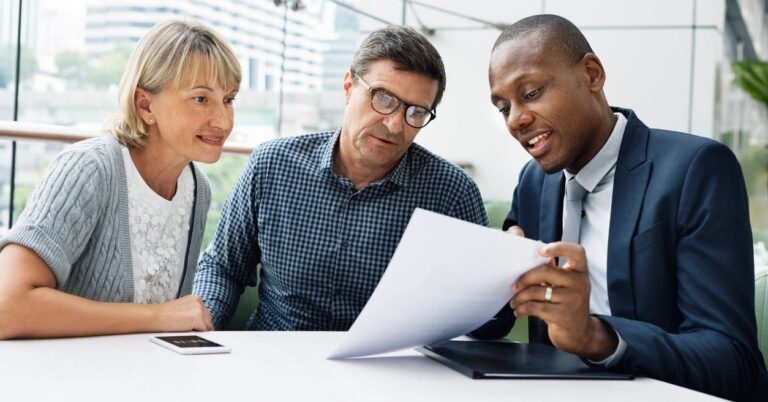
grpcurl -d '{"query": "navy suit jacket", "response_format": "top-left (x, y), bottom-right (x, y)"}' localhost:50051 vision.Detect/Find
top-left (475, 108), bottom-right (768, 401)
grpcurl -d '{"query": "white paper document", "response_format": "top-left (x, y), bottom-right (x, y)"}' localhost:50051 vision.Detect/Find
top-left (328, 208), bottom-right (548, 359)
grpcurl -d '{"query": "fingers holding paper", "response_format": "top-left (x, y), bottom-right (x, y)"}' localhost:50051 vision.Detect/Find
top-left (510, 242), bottom-right (591, 337)
top-left (510, 241), bottom-right (617, 361)
top-left (505, 225), bottom-right (525, 237)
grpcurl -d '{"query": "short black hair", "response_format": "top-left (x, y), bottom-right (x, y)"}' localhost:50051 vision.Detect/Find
top-left (493, 14), bottom-right (593, 65)
top-left (351, 25), bottom-right (446, 109)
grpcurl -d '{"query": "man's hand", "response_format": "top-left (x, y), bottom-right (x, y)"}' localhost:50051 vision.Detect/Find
top-left (511, 242), bottom-right (617, 360)
top-left (152, 295), bottom-right (214, 332)
top-left (505, 225), bottom-right (525, 237)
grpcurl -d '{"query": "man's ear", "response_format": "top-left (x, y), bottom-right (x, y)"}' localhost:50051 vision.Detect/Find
top-left (134, 88), bottom-right (155, 125)
top-left (342, 71), bottom-right (354, 105)
top-left (581, 53), bottom-right (606, 93)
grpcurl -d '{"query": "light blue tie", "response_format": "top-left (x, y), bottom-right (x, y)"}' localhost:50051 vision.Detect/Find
top-left (563, 177), bottom-right (588, 244)
top-left (560, 177), bottom-right (588, 268)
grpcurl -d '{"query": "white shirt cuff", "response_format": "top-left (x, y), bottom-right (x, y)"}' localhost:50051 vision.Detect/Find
top-left (587, 329), bottom-right (626, 367)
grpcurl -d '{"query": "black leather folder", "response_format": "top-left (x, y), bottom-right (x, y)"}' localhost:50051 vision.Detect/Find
top-left (417, 340), bottom-right (634, 380)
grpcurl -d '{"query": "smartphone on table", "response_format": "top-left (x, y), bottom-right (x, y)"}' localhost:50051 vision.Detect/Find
top-left (149, 335), bottom-right (231, 355)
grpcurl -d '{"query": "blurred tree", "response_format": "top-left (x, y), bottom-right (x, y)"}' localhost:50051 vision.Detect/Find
top-left (731, 61), bottom-right (768, 243)
top-left (0, 44), bottom-right (38, 88)
top-left (732, 61), bottom-right (768, 104)
top-left (55, 43), bottom-right (133, 88)
top-left (55, 50), bottom-right (89, 86)
top-left (89, 43), bottom-right (133, 88)
top-left (12, 155), bottom-right (57, 219)
top-left (199, 154), bottom-right (249, 248)
top-left (12, 184), bottom-right (33, 220)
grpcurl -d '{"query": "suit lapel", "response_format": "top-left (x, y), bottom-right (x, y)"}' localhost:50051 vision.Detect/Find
top-left (607, 109), bottom-right (652, 319)
top-left (529, 173), bottom-right (564, 344)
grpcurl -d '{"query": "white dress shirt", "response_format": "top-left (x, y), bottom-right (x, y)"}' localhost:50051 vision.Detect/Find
top-left (562, 112), bottom-right (628, 365)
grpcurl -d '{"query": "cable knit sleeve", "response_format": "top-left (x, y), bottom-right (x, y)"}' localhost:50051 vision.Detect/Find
top-left (0, 148), bottom-right (103, 289)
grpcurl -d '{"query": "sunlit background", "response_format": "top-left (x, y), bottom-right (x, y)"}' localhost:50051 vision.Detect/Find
top-left (1, 0), bottom-right (767, 264)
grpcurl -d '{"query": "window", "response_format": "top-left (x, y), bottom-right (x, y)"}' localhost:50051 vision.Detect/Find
top-left (0, 0), bottom-right (385, 249)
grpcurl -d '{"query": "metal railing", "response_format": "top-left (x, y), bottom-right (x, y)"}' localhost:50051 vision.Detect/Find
top-left (0, 120), bottom-right (476, 230)
top-left (0, 120), bottom-right (254, 154)
top-left (0, 120), bottom-right (255, 230)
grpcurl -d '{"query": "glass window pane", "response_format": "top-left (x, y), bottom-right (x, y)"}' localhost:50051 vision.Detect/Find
top-left (280, 1), bottom-right (385, 138)
top-left (0, 0), bottom-right (19, 234)
top-left (11, 0), bottom-right (393, 242)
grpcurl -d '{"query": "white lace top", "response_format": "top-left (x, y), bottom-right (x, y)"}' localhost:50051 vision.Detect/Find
top-left (122, 147), bottom-right (194, 304)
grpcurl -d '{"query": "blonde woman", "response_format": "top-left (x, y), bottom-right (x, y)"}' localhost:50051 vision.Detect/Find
top-left (0, 20), bottom-right (240, 339)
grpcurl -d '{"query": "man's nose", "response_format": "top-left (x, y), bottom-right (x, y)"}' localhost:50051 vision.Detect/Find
top-left (507, 105), bottom-right (534, 135)
top-left (382, 106), bottom-right (406, 134)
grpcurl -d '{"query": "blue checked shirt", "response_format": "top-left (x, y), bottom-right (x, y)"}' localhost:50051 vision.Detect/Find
top-left (193, 130), bottom-right (488, 330)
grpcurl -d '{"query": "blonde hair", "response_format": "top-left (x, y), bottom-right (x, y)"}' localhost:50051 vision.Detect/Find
top-left (108, 20), bottom-right (241, 147)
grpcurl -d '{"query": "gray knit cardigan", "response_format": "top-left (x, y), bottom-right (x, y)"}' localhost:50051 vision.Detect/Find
top-left (0, 136), bottom-right (211, 302)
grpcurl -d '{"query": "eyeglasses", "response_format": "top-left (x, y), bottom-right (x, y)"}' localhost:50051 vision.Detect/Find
top-left (353, 74), bottom-right (436, 128)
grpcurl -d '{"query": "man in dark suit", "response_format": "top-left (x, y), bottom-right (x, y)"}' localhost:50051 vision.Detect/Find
top-left (475, 14), bottom-right (768, 401)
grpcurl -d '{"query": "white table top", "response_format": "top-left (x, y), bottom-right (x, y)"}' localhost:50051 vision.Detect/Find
top-left (0, 331), bottom-right (724, 401)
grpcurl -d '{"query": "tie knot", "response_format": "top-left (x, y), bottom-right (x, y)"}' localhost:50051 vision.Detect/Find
top-left (566, 177), bottom-right (588, 202)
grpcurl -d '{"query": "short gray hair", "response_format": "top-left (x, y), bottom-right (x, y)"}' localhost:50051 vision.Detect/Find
top-left (350, 25), bottom-right (446, 109)
top-left (108, 19), bottom-right (241, 148)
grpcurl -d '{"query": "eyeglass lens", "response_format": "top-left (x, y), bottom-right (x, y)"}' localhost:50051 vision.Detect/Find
top-left (371, 91), bottom-right (431, 128)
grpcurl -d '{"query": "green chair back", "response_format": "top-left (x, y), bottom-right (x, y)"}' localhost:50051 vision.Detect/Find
top-left (756, 270), bottom-right (768, 365)
top-left (224, 285), bottom-right (259, 330)
top-left (484, 200), bottom-right (511, 229)
top-left (224, 265), bottom-right (261, 330)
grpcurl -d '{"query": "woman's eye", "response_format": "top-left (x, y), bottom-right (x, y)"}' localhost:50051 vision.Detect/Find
top-left (498, 106), bottom-right (510, 116)
top-left (225, 96), bottom-right (236, 105)
top-left (193, 96), bottom-right (207, 103)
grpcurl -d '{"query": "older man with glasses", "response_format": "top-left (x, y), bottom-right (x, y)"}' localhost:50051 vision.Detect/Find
top-left (193, 26), bottom-right (488, 331)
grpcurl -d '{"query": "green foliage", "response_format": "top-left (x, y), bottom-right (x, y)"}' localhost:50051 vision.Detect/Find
top-left (91, 43), bottom-right (133, 87)
top-left (734, 144), bottom-right (768, 237)
top-left (721, 128), bottom-right (768, 241)
top-left (55, 50), bottom-right (89, 85)
top-left (55, 43), bottom-right (133, 88)
top-left (199, 154), bottom-right (249, 249)
top-left (732, 61), bottom-right (768, 105)
top-left (0, 44), bottom-right (37, 88)
top-left (12, 151), bottom-right (58, 219)
top-left (730, 61), bottom-right (768, 242)
top-left (483, 200), bottom-right (511, 229)
top-left (12, 184), bottom-right (33, 219)
top-left (739, 144), bottom-right (768, 195)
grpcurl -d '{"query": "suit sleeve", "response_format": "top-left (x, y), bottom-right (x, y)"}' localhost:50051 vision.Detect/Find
top-left (600, 143), bottom-right (765, 401)
top-left (501, 162), bottom-right (526, 231)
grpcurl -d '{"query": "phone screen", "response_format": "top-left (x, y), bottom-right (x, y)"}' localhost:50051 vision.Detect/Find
top-left (155, 335), bottom-right (223, 348)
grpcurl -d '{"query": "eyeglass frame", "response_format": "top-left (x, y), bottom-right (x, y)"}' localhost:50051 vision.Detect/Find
top-left (352, 73), bottom-right (437, 129)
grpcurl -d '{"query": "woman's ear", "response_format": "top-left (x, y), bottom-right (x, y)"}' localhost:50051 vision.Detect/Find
top-left (134, 88), bottom-right (155, 125)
